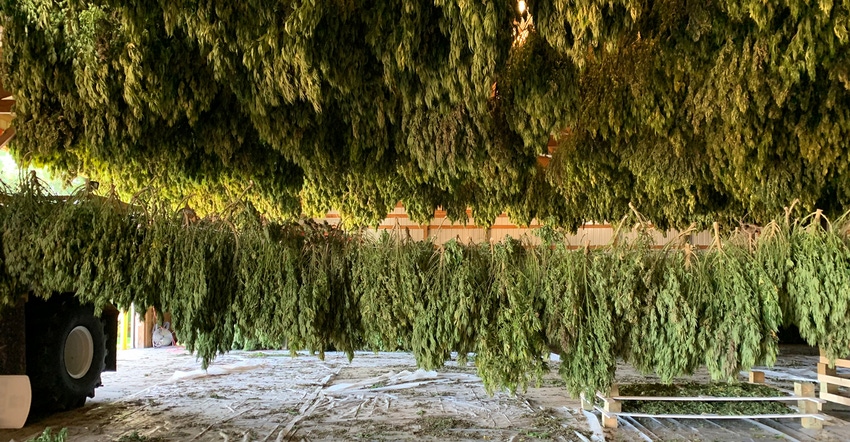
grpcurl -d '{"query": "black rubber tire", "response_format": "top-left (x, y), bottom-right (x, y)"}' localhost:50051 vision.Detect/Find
top-left (26, 296), bottom-right (106, 412)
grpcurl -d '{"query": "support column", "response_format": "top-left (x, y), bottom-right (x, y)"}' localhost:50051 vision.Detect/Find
top-left (818, 362), bottom-right (839, 412)
top-left (794, 381), bottom-right (822, 430)
top-left (602, 384), bottom-right (620, 429)
top-left (144, 306), bottom-right (156, 348)
top-left (580, 392), bottom-right (594, 411)
top-left (749, 370), bottom-right (765, 384)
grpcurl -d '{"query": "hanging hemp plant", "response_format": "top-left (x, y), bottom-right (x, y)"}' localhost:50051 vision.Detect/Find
top-left (123, 200), bottom-right (180, 319)
top-left (698, 223), bottom-right (781, 381)
top-left (475, 238), bottom-right (549, 395)
top-left (788, 210), bottom-right (850, 361)
top-left (606, 215), bottom-right (703, 382)
top-left (1, 174), bottom-right (55, 301)
top-left (412, 239), bottom-right (490, 370)
top-left (163, 218), bottom-right (240, 367)
top-left (295, 221), bottom-right (362, 360)
top-left (542, 241), bottom-right (618, 399)
top-left (589, 217), bottom-right (656, 359)
top-left (353, 230), bottom-right (431, 351)
top-left (232, 208), bottom-right (303, 350)
top-left (0, 180), bottom-right (18, 307)
top-left (73, 189), bottom-right (143, 314)
top-left (625, 243), bottom-right (702, 382)
top-left (29, 192), bottom-right (96, 297)
top-left (755, 217), bottom-right (795, 327)
top-left (744, 228), bottom-right (785, 367)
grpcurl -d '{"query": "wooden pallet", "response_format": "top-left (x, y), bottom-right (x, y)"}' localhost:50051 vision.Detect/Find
top-left (592, 375), bottom-right (825, 430)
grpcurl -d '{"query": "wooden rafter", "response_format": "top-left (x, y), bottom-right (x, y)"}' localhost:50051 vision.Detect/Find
top-left (0, 127), bottom-right (15, 149)
top-left (0, 100), bottom-right (13, 114)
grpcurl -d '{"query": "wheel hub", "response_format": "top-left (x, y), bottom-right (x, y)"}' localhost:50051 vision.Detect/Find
top-left (64, 326), bottom-right (94, 379)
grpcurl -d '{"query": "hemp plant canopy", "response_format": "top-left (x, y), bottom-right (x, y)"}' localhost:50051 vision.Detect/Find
top-left (2, 1), bottom-right (850, 226)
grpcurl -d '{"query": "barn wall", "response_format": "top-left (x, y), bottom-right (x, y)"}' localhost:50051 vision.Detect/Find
top-left (319, 204), bottom-right (715, 248)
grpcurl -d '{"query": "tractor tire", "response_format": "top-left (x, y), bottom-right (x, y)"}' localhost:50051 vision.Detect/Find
top-left (26, 296), bottom-right (106, 412)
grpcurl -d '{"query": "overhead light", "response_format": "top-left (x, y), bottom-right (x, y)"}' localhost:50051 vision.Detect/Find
top-left (518, 0), bottom-right (527, 14)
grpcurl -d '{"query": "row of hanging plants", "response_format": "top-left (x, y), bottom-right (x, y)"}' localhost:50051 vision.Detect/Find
top-left (7, 0), bottom-right (850, 230)
top-left (1, 176), bottom-right (850, 399)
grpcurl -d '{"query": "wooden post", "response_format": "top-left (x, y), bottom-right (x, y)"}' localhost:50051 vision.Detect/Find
top-left (794, 382), bottom-right (822, 430)
top-left (818, 362), bottom-right (839, 411)
top-left (580, 392), bottom-right (594, 411)
top-left (143, 307), bottom-right (156, 348)
top-left (748, 370), bottom-right (765, 384)
top-left (817, 347), bottom-right (850, 410)
top-left (602, 385), bottom-right (620, 429)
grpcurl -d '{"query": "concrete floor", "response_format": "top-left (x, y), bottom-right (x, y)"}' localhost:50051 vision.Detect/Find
top-left (2, 346), bottom-right (850, 441)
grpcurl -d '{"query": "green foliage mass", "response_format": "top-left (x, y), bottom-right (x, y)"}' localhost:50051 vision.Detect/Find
top-left (2, 1), bottom-right (850, 227)
top-left (3, 179), bottom-right (850, 399)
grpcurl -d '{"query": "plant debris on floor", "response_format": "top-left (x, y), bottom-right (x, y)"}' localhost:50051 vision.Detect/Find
top-left (25, 428), bottom-right (67, 442)
top-left (617, 382), bottom-right (793, 415)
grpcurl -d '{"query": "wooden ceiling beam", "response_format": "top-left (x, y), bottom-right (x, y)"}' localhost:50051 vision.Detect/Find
top-left (0, 100), bottom-right (13, 114)
top-left (0, 127), bottom-right (15, 149)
